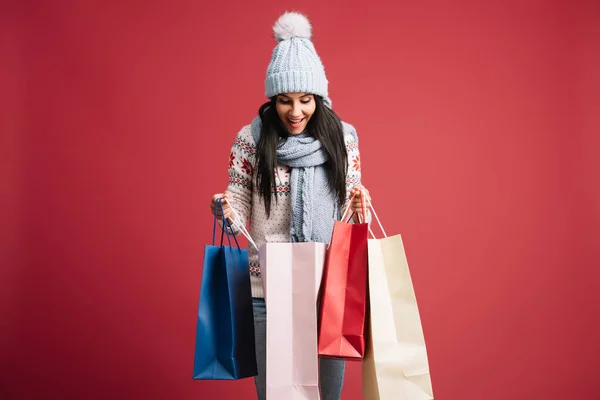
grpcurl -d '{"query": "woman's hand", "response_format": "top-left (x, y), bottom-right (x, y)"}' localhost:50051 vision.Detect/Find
top-left (350, 185), bottom-right (371, 222)
top-left (210, 191), bottom-right (235, 222)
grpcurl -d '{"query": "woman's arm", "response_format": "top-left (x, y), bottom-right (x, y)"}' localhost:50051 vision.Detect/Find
top-left (341, 125), bottom-right (371, 224)
top-left (216, 125), bottom-right (256, 233)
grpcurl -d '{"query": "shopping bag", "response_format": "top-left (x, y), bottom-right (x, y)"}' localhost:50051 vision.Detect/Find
top-left (362, 204), bottom-right (434, 399)
top-left (318, 193), bottom-right (369, 359)
top-left (192, 199), bottom-right (258, 380)
top-left (260, 242), bottom-right (327, 399)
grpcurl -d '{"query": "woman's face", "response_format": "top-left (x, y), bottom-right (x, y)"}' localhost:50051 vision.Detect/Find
top-left (275, 93), bottom-right (316, 135)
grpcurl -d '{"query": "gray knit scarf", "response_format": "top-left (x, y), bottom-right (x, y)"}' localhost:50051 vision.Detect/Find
top-left (250, 116), bottom-right (356, 243)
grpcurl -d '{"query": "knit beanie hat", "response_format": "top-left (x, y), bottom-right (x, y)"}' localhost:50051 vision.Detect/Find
top-left (265, 12), bottom-right (331, 106)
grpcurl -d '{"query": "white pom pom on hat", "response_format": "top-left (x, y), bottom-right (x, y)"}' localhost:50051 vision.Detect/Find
top-left (273, 11), bottom-right (312, 42)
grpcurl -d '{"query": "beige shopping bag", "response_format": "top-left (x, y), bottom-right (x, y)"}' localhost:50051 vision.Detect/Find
top-left (362, 207), bottom-right (434, 399)
top-left (260, 242), bottom-right (327, 400)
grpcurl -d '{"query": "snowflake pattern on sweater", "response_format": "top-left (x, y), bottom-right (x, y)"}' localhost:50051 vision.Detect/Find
top-left (226, 123), bottom-right (363, 298)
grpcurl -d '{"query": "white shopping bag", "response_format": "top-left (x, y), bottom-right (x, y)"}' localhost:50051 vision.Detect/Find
top-left (260, 242), bottom-right (327, 400)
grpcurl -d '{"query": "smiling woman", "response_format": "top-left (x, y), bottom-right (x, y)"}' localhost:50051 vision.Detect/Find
top-left (275, 92), bottom-right (316, 134)
top-left (253, 90), bottom-right (355, 220)
top-left (207, 11), bottom-right (370, 400)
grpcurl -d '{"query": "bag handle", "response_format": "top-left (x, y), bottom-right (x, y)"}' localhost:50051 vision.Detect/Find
top-left (341, 191), bottom-right (368, 224)
top-left (212, 199), bottom-right (227, 246)
top-left (340, 188), bottom-right (387, 239)
top-left (367, 199), bottom-right (387, 238)
top-left (212, 199), bottom-right (241, 249)
top-left (339, 189), bottom-right (376, 238)
top-left (223, 197), bottom-right (259, 251)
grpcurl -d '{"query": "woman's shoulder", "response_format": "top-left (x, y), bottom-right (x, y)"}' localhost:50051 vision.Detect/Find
top-left (229, 124), bottom-right (258, 160)
top-left (341, 121), bottom-right (358, 145)
top-left (235, 123), bottom-right (253, 138)
top-left (235, 115), bottom-right (263, 146)
top-left (233, 123), bottom-right (257, 146)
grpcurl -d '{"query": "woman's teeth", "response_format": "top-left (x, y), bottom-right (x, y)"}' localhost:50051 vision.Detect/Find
top-left (288, 118), bottom-right (304, 126)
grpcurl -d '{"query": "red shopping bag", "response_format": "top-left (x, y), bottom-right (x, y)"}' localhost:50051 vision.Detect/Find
top-left (318, 193), bottom-right (369, 359)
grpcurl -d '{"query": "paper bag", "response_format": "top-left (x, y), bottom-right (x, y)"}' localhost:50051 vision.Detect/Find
top-left (192, 200), bottom-right (258, 380)
top-left (260, 242), bottom-right (327, 400)
top-left (318, 219), bottom-right (369, 359)
top-left (363, 233), bottom-right (434, 399)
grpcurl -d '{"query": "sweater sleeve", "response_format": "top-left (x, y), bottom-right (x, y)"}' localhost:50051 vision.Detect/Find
top-left (342, 128), bottom-right (361, 218)
top-left (341, 124), bottom-right (371, 223)
top-left (222, 125), bottom-right (256, 233)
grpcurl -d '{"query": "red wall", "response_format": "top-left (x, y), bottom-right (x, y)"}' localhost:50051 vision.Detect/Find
top-left (2, 1), bottom-right (599, 399)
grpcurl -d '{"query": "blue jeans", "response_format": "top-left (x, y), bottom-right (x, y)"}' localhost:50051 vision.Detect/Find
top-left (252, 298), bottom-right (345, 400)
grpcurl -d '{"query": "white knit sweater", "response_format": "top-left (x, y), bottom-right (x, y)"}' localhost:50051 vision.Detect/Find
top-left (225, 123), bottom-right (363, 298)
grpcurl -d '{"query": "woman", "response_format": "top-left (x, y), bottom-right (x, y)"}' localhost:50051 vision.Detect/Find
top-left (210, 12), bottom-right (370, 400)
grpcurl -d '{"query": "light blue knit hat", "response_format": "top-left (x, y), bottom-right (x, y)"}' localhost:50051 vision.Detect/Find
top-left (265, 12), bottom-right (331, 106)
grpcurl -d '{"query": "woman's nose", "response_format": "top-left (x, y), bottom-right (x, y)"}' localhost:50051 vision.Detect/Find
top-left (290, 103), bottom-right (302, 117)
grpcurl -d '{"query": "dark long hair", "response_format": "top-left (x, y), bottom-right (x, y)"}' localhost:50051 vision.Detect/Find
top-left (255, 95), bottom-right (347, 217)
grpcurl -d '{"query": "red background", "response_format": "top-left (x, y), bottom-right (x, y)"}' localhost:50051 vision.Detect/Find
top-left (2, 1), bottom-right (599, 399)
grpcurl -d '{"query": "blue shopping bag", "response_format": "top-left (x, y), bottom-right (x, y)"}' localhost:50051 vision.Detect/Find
top-left (192, 199), bottom-right (258, 380)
